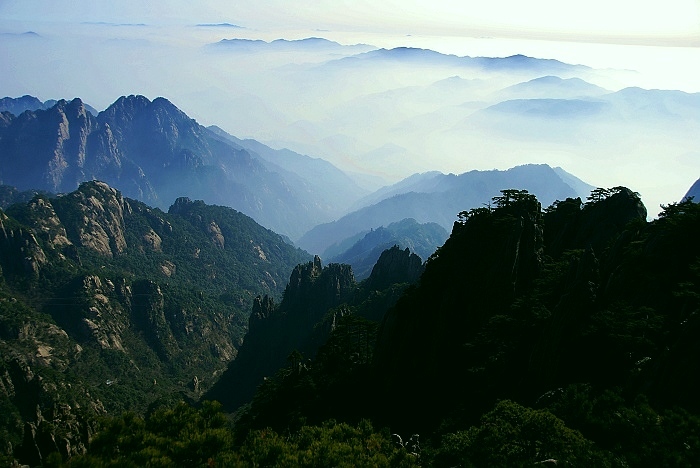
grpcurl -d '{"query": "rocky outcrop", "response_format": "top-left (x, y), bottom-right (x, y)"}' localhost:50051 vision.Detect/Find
top-left (21, 197), bottom-right (73, 249)
top-left (0, 210), bottom-right (47, 278)
top-left (365, 245), bottom-right (424, 291)
top-left (281, 256), bottom-right (355, 316)
top-left (131, 280), bottom-right (178, 360)
top-left (249, 295), bottom-right (275, 333)
top-left (205, 256), bottom-right (356, 411)
top-left (0, 180), bottom-right (311, 464)
top-left (0, 298), bottom-right (106, 465)
top-left (53, 181), bottom-right (129, 257)
top-left (142, 228), bottom-right (162, 252)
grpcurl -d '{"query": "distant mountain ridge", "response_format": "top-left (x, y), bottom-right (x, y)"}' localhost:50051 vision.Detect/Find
top-left (298, 164), bottom-right (593, 254)
top-left (207, 126), bottom-right (368, 216)
top-left (0, 94), bottom-right (99, 116)
top-left (211, 37), bottom-right (375, 54)
top-left (0, 95), bottom-right (365, 239)
top-left (326, 218), bottom-right (448, 280)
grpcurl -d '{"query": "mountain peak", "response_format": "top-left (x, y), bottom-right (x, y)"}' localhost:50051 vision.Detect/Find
top-left (683, 178), bottom-right (700, 202)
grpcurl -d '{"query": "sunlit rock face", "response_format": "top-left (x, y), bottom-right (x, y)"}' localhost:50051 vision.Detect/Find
top-left (684, 179), bottom-right (700, 203)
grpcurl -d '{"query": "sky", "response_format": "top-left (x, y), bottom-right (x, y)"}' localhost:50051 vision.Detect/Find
top-left (2, 0), bottom-right (699, 45)
top-left (2, 0), bottom-right (699, 92)
top-left (1, 0), bottom-right (699, 216)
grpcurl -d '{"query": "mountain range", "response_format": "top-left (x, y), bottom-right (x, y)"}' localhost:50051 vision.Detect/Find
top-left (194, 41), bottom-right (698, 216)
top-left (325, 218), bottom-right (448, 280)
top-left (298, 164), bottom-right (592, 254)
top-left (194, 186), bottom-right (700, 466)
top-left (1, 94), bottom-right (601, 258)
top-left (2, 20), bottom-right (700, 464)
top-left (0, 99), bottom-right (698, 466)
top-left (0, 94), bottom-right (99, 117)
top-left (0, 95), bottom-right (367, 240)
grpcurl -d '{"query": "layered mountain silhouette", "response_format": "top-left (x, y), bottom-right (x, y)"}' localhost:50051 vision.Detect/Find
top-left (0, 95), bottom-right (367, 239)
top-left (203, 186), bottom-right (700, 466)
top-left (211, 37), bottom-right (375, 55)
top-left (0, 95), bottom-right (98, 116)
top-left (205, 246), bottom-right (424, 412)
top-left (297, 164), bottom-right (592, 254)
top-left (325, 218), bottom-right (448, 280)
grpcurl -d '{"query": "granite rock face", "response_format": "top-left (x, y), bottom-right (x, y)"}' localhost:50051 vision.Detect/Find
top-left (0, 180), bottom-right (310, 465)
top-left (365, 245), bottom-right (424, 291)
top-left (0, 95), bottom-right (364, 239)
top-left (205, 256), bottom-right (356, 411)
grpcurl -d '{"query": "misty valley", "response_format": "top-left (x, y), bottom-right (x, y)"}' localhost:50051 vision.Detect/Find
top-left (1, 39), bottom-right (700, 467)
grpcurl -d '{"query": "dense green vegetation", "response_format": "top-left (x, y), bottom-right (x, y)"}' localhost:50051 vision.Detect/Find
top-left (0, 181), bottom-right (310, 464)
top-left (4, 184), bottom-right (700, 466)
top-left (52, 401), bottom-right (419, 468)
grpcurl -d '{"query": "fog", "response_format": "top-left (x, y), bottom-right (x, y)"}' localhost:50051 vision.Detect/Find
top-left (1, 11), bottom-right (699, 217)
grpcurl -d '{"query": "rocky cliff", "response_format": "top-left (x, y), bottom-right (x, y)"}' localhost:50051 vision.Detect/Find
top-left (0, 180), bottom-right (310, 465)
top-left (205, 256), bottom-right (356, 410)
top-left (0, 95), bottom-right (363, 239)
top-left (206, 242), bottom-right (430, 414)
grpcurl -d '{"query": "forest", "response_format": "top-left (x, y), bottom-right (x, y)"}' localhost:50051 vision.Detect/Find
top-left (9, 185), bottom-right (698, 467)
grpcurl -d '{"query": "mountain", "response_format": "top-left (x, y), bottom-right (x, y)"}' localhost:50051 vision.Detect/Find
top-left (340, 49), bottom-right (589, 76)
top-left (0, 95), bottom-right (365, 239)
top-left (348, 171), bottom-right (444, 211)
top-left (11, 181), bottom-right (700, 466)
top-left (0, 181), bottom-right (310, 464)
top-left (685, 178), bottom-right (700, 202)
top-left (493, 75), bottom-right (609, 100)
top-left (207, 126), bottom-right (368, 215)
top-left (192, 46), bottom-right (697, 217)
top-left (205, 245), bottom-right (423, 413)
top-left (325, 218), bottom-right (448, 280)
top-left (222, 188), bottom-right (700, 466)
top-left (297, 164), bottom-right (593, 255)
top-left (0, 95), bottom-right (98, 116)
top-left (0, 185), bottom-right (51, 208)
top-left (211, 37), bottom-right (375, 55)
top-left (372, 188), bottom-right (659, 432)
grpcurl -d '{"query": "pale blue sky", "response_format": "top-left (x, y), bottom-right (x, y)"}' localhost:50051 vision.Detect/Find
top-left (1, 0), bottom-right (698, 46)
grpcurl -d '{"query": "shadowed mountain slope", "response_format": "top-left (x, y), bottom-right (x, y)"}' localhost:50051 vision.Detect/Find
top-left (0, 95), bottom-right (365, 239)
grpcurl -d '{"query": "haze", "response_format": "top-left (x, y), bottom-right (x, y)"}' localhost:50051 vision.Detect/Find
top-left (1, 0), bottom-right (699, 216)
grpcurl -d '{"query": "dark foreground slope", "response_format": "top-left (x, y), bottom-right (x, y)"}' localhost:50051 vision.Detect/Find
top-left (30, 186), bottom-right (700, 467)
top-left (0, 181), bottom-right (309, 465)
top-left (205, 245), bottom-right (424, 413)
top-left (229, 188), bottom-right (700, 466)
